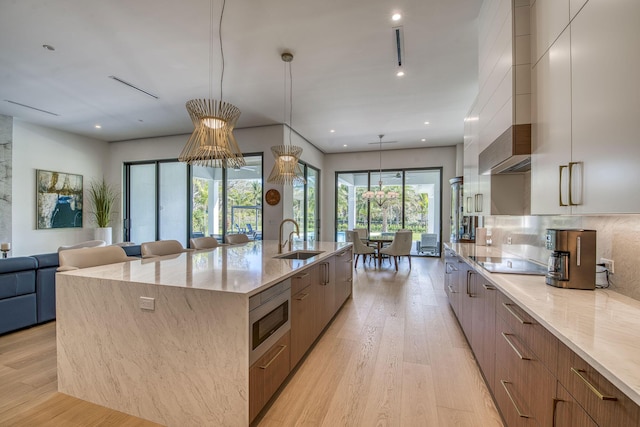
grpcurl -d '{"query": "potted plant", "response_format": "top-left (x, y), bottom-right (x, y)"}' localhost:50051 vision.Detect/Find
top-left (88, 178), bottom-right (118, 245)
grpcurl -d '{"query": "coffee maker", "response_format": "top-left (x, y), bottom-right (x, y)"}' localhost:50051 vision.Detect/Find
top-left (545, 229), bottom-right (596, 290)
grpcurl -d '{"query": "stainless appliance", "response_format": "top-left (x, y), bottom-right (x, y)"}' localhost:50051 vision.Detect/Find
top-left (545, 229), bottom-right (596, 290)
top-left (249, 279), bottom-right (291, 365)
top-left (469, 256), bottom-right (547, 275)
top-left (449, 177), bottom-right (477, 242)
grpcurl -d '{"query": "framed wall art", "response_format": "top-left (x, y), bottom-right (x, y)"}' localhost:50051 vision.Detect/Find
top-left (36, 169), bottom-right (83, 229)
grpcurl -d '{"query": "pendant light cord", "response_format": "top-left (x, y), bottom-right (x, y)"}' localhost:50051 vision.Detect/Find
top-left (219, 0), bottom-right (226, 102)
top-left (288, 59), bottom-right (293, 146)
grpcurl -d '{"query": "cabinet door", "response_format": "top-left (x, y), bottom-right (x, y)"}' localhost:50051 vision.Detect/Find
top-left (334, 248), bottom-right (353, 310)
top-left (249, 331), bottom-right (291, 422)
top-left (531, 28), bottom-right (572, 215)
top-left (459, 262), bottom-right (475, 340)
top-left (554, 382), bottom-right (598, 427)
top-left (291, 283), bottom-right (317, 369)
top-left (319, 258), bottom-right (336, 326)
top-left (463, 140), bottom-right (479, 215)
top-left (531, 0), bottom-right (570, 63)
top-left (472, 276), bottom-right (497, 393)
top-left (557, 343), bottom-right (640, 427)
top-left (495, 315), bottom-right (555, 427)
top-left (570, 0), bottom-right (640, 214)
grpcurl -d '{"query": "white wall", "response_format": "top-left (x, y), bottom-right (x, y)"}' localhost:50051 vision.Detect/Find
top-left (108, 124), bottom-right (325, 242)
top-left (12, 121), bottom-right (109, 255)
top-left (322, 146), bottom-right (457, 242)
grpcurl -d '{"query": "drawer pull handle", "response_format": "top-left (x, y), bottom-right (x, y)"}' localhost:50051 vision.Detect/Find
top-left (447, 285), bottom-right (457, 294)
top-left (501, 333), bottom-right (530, 360)
top-left (570, 367), bottom-right (618, 401)
top-left (295, 293), bottom-right (310, 301)
top-left (483, 283), bottom-right (495, 290)
top-left (294, 272), bottom-right (310, 279)
top-left (500, 380), bottom-right (530, 418)
top-left (502, 303), bottom-right (531, 325)
top-left (259, 345), bottom-right (287, 370)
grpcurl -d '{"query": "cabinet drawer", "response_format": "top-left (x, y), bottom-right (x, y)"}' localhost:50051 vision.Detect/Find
top-left (554, 382), bottom-right (598, 427)
top-left (495, 315), bottom-right (555, 427)
top-left (496, 292), bottom-right (558, 375)
top-left (291, 268), bottom-right (314, 295)
top-left (249, 331), bottom-right (291, 422)
top-left (557, 343), bottom-right (640, 427)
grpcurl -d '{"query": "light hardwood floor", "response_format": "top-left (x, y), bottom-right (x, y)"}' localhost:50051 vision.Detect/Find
top-left (0, 257), bottom-right (503, 426)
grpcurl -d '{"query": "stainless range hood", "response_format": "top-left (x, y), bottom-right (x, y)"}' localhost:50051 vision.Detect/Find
top-left (479, 124), bottom-right (531, 174)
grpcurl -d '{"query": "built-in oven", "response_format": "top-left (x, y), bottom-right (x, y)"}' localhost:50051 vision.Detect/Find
top-left (249, 278), bottom-right (291, 365)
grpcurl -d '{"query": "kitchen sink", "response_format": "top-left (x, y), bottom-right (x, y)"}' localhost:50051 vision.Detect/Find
top-left (274, 250), bottom-right (324, 260)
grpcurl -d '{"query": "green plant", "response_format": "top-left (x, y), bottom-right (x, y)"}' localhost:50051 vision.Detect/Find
top-left (88, 178), bottom-right (118, 228)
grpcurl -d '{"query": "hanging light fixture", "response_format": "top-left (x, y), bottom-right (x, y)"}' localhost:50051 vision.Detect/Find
top-left (362, 134), bottom-right (399, 206)
top-left (179, 0), bottom-right (245, 169)
top-left (267, 52), bottom-right (306, 185)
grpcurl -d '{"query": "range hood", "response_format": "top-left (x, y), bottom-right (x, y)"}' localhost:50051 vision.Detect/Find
top-left (479, 124), bottom-right (531, 174)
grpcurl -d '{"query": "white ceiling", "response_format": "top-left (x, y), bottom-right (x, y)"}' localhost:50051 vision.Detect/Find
top-left (0, 0), bottom-right (482, 153)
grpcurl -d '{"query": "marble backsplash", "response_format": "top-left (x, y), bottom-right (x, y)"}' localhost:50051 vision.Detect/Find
top-left (483, 215), bottom-right (640, 301)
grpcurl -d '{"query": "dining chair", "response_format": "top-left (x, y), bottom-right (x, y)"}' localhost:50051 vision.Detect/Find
top-left (141, 240), bottom-right (191, 258)
top-left (353, 228), bottom-right (368, 240)
top-left (57, 246), bottom-right (138, 271)
top-left (346, 230), bottom-right (376, 268)
top-left (379, 230), bottom-right (413, 271)
top-left (57, 239), bottom-right (106, 252)
top-left (190, 236), bottom-right (227, 249)
top-left (226, 233), bottom-right (250, 245)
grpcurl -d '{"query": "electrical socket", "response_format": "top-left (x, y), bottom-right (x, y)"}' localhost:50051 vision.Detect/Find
top-left (507, 236), bottom-right (512, 245)
top-left (139, 296), bottom-right (155, 311)
top-left (600, 258), bottom-right (615, 274)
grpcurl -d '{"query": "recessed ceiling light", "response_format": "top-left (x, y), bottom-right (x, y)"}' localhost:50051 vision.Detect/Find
top-left (343, 144), bottom-right (348, 147)
top-left (421, 138), bottom-right (426, 142)
top-left (424, 121), bottom-right (430, 125)
top-left (396, 70), bottom-right (405, 77)
top-left (464, 116), bottom-right (479, 122)
top-left (42, 44), bottom-right (55, 51)
top-left (392, 13), bottom-right (402, 21)
top-left (94, 124), bottom-right (102, 129)
top-left (330, 129), bottom-right (335, 133)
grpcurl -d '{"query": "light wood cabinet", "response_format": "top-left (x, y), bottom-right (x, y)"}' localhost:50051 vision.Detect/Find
top-left (249, 331), bottom-right (291, 422)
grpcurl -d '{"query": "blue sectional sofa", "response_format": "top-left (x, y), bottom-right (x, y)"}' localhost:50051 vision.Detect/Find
top-left (0, 244), bottom-right (142, 336)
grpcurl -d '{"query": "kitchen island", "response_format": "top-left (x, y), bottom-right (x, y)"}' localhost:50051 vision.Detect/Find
top-left (55, 240), bottom-right (352, 427)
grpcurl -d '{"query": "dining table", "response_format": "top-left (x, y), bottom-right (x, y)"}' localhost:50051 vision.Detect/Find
top-left (366, 236), bottom-right (394, 267)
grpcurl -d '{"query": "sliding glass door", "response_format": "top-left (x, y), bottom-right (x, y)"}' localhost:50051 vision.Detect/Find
top-left (125, 155), bottom-right (263, 245)
top-left (293, 162), bottom-right (320, 241)
top-left (335, 168), bottom-right (442, 256)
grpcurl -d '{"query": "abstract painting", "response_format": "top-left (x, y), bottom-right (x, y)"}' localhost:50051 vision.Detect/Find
top-left (36, 169), bottom-right (83, 229)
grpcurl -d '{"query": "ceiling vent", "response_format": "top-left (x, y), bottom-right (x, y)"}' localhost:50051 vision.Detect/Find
top-left (393, 26), bottom-right (405, 68)
top-left (4, 100), bottom-right (59, 116)
top-left (108, 76), bottom-right (159, 99)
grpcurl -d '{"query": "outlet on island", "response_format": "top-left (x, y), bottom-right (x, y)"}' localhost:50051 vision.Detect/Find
top-left (139, 296), bottom-right (155, 311)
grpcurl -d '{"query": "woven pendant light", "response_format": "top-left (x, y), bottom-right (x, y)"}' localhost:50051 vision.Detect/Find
top-left (179, 0), bottom-right (245, 168)
top-left (268, 52), bottom-right (306, 185)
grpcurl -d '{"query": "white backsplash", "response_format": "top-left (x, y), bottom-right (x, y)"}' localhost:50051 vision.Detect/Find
top-left (483, 215), bottom-right (640, 301)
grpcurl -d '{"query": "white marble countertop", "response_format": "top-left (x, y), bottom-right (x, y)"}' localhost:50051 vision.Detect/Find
top-left (445, 242), bottom-right (640, 407)
top-left (59, 240), bottom-right (351, 296)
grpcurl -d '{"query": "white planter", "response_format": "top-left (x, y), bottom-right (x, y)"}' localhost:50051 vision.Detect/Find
top-left (94, 227), bottom-right (112, 245)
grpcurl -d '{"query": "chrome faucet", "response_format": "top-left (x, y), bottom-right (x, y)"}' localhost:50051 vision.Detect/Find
top-left (278, 219), bottom-right (300, 254)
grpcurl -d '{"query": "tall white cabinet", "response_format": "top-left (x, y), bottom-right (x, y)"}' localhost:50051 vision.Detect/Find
top-left (531, 0), bottom-right (640, 214)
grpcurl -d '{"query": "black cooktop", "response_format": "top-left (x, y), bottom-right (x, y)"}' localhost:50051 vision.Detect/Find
top-left (469, 256), bottom-right (547, 276)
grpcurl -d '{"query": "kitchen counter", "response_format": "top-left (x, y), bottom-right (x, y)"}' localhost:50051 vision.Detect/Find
top-left (55, 240), bottom-right (351, 427)
top-left (446, 242), bottom-right (640, 407)
top-left (60, 240), bottom-right (350, 296)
